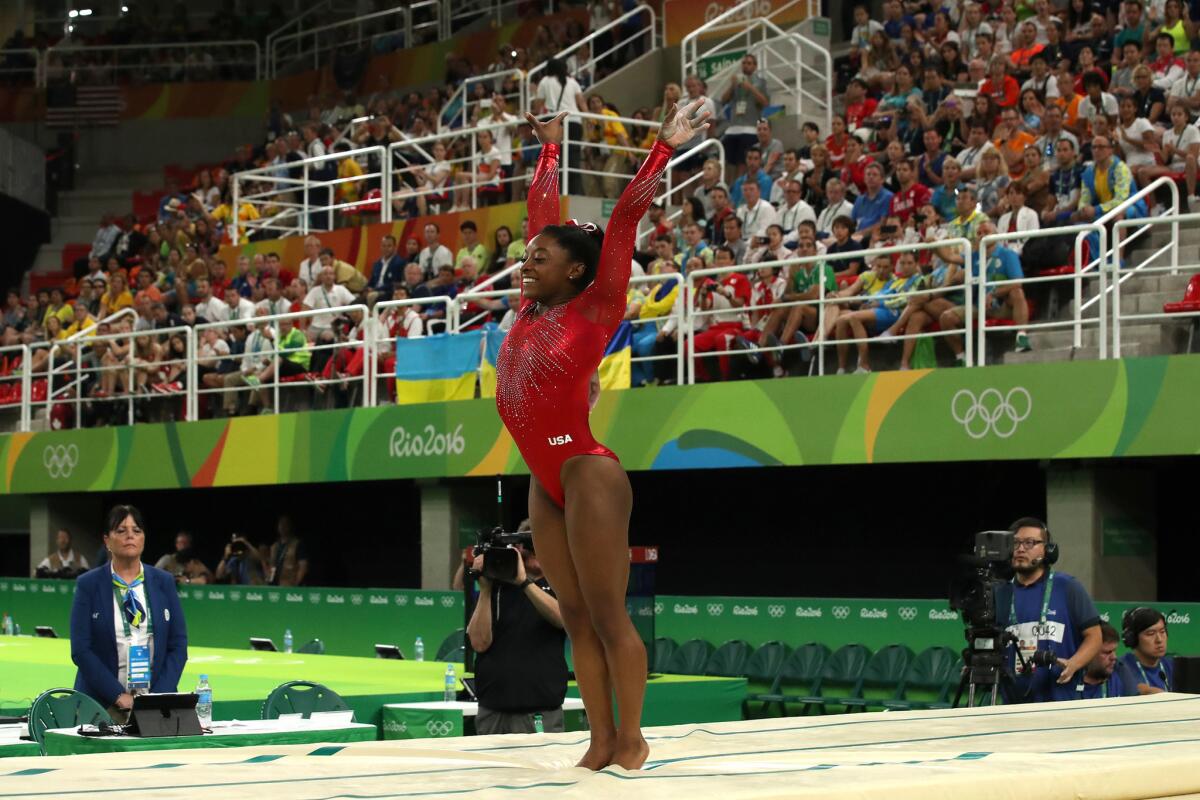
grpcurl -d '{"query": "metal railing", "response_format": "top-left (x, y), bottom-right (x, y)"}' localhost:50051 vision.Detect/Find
top-left (637, 139), bottom-right (727, 248)
top-left (1112, 213), bottom-right (1200, 358)
top-left (42, 40), bottom-right (261, 85)
top-left (267, 1), bottom-right (444, 77)
top-left (680, 0), bottom-right (830, 132)
top-left (683, 239), bottom-right (973, 380)
top-left (194, 304), bottom-right (371, 416)
top-left (439, 4), bottom-right (657, 132)
top-left (0, 345), bottom-right (32, 432)
top-left (231, 144), bottom-right (391, 242)
top-left (0, 49), bottom-right (41, 84)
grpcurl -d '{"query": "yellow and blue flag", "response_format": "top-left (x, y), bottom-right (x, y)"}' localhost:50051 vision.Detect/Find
top-left (395, 331), bottom-right (483, 404)
top-left (479, 323), bottom-right (505, 399)
top-left (597, 321), bottom-right (632, 391)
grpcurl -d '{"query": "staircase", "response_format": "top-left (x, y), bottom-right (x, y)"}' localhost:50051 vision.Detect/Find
top-left (30, 169), bottom-right (163, 290)
top-left (1000, 225), bottom-right (1199, 365)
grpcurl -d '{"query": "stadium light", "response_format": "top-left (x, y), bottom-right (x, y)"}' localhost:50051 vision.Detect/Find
top-left (78, 8), bottom-right (93, 15)
top-left (68, 9), bottom-right (79, 17)
top-left (121, 5), bottom-right (129, 11)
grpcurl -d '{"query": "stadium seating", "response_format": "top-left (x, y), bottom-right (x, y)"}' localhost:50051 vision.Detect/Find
top-left (261, 681), bottom-right (351, 721)
top-left (665, 639), bottom-right (715, 676)
top-left (29, 688), bottom-right (111, 754)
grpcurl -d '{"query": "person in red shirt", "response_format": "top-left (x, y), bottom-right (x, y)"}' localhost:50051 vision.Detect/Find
top-left (825, 114), bottom-right (851, 170)
top-left (888, 159), bottom-right (933, 222)
top-left (844, 79), bottom-right (879, 131)
top-left (840, 136), bottom-right (875, 196)
top-left (1008, 21), bottom-right (1046, 72)
top-left (691, 245), bottom-right (751, 381)
top-left (980, 57), bottom-right (1020, 109)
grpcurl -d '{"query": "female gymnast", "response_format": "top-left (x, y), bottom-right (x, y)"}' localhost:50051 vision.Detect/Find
top-left (495, 99), bottom-right (710, 770)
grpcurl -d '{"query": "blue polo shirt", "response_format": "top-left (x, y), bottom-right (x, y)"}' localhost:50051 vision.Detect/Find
top-left (1120, 652), bottom-right (1175, 693)
top-left (994, 570), bottom-right (1101, 703)
top-left (730, 170), bottom-right (775, 207)
top-left (1048, 660), bottom-right (1136, 702)
top-left (851, 188), bottom-right (894, 233)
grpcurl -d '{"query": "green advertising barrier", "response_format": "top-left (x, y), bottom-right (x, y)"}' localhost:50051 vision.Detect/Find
top-left (0, 578), bottom-right (461, 660)
top-left (6, 355), bottom-right (1200, 494)
top-left (654, 595), bottom-right (1200, 656)
top-left (381, 706), bottom-right (463, 740)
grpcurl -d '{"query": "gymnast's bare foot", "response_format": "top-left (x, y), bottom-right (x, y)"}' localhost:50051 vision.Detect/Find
top-left (608, 735), bottom-right (649, 770)
top-left (576, 736), bottom-right (614, 770)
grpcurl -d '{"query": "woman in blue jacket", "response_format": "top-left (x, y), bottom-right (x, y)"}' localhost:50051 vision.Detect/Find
top-left (70, 505), bottom-right (188, 720)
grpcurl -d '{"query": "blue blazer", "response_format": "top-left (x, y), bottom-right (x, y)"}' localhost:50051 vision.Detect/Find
top-left (69, 564), bottom-right (188, 707)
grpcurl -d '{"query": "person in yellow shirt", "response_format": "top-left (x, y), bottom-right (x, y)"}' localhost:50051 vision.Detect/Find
top-left (208, 198), bottom-right (260, 244)
top-left (99, 272), bottom-right (135, 318)
top-left (334, 141), bottom-right (364, 207)
top-left (41, 288), bottom-right (75, 329)
top-left (583, 94), bottom-right (637, 199)
top-left (64, 304), bottom-right (98, 338)
top-left (632, 257), bottom-right (683, 386)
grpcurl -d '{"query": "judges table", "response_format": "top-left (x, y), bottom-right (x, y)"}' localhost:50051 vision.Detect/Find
top-left (382, 698), bottom-right (587, 739)
top-left (42, 717), bottom-right (377, 756)
top-left (0, 724), bottom-right (39, 758)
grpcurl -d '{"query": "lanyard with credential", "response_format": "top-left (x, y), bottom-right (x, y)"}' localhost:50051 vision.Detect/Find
top-left (1075, 677), bottom-right (1108, 698)
top-left (1136, 660), bottom-right (1170, 691)
top-left (1010, 570), bottom-right (1055, 643)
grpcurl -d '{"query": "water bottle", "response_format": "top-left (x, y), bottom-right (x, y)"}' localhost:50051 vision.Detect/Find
top-left (533, 714), bottom-right (544, 734)
top-left (414, 636), bottom-right (425, 662)
top-left (443, 663), bottom-right (456, 702)
top-left (283, 629), bottom-right (293, 653)
top-left (195, 674), bottom-right (212, 728)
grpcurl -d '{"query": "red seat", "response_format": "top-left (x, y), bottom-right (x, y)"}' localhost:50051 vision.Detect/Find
top-left (1036, 265), bottom-right (1074, 277)
top-left (1163, 275), bottom-right (1200, 313)
top-left (60, 243), bottom-right (91, 272)
top-left (133, 190), bottom-right (166, 220)
top-left (279, 372), bottom-right (317, 384)
top-left (349, 188), bottom-right (382, 214)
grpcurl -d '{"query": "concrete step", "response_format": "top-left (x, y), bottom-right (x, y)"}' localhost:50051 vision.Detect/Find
top-left (50, 215), bottom-right (102, 245)
top-left (76, 170), bottom-right (163, 192)
top-left (56, 188), bottom-right (132, 220)
top-left (1117, 290), bottom-right (1182, 315)
top-left (1000, 341), bottom-right (1150, 365)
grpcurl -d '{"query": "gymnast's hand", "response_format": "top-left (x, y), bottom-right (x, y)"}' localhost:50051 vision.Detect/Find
top-left (657, 97), bottom-right (712, 149)
top-left (525, 111), bottom-right (568, 145)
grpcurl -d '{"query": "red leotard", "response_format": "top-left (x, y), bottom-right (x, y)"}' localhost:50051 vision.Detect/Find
top-left (496, 140), bottom-right (673, 507)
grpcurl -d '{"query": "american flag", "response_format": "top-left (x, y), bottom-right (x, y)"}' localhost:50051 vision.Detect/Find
top-left (45, 85), bottom-right (123, 128)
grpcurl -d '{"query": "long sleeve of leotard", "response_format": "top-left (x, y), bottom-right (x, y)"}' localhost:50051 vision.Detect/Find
top-left (582, 139), bottom-right (674, 330)
top-left (527, 142), bottom-right (561, 240)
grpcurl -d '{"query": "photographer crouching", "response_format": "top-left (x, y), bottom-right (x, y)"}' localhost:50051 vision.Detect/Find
top-left (998, 517), bottom-right (1103, 703)
top-left (466, 520), bottom-right (568, 735)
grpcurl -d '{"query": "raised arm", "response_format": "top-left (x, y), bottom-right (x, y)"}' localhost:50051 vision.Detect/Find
top-left (584, 99), bottom-right (711, 329)
top-left (524, 111), bottom-right (566, 240)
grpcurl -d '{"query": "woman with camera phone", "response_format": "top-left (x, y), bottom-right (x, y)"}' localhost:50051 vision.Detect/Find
top-left (495, 100), bottom-right (709, 771)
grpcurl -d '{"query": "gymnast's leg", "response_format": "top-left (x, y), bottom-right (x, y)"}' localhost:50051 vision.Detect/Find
top-left (528, 475), bottom-right (617, 770)
top-left (561, 454), bottom-right (647, 770)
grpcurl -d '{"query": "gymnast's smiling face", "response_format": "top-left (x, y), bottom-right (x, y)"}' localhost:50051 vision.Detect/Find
top-left (521, 227), bottom-right (600, 306)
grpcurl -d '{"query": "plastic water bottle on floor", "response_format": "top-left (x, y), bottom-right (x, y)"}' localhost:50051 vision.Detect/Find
top-left (196, 674), bottom-right (212, 728)
top-left (533, 714), bottom-right (544, 734)
top-left (444, 664), bottom-right (456, 702)
top-left (283, 629), bottom-right (293, 653)
top-left (414, 636), bottom-right (424, 662)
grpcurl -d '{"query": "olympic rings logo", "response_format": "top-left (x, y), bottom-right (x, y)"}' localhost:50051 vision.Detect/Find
top-left (706, 603), bottom-right (725, 616)
top-left (425, 720), bottom-right (454, 736)
top-left (898, 607), bottom-right (918, 622)
top-left (951, 388), bottom-right (1032, 439)
top-left (767, 605), bottom-right (785, 618)
top-left (832, 606), bottom-right (851, 620)
top-left (43, 444), bottom-right (79, 479)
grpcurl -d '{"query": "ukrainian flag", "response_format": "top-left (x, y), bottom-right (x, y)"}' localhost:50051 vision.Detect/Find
top-left (395, 331), bottom-right (483, 404)
top-left (479, 323), bottom-right (505, 399)
top-left (597, 321), bottom-right (632, 391)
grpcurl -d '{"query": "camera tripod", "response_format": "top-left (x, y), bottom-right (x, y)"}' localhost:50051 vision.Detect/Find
top-left (953, 626), bottom-right (1026, 707)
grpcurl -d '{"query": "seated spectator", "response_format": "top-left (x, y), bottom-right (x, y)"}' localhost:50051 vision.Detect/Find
top-left (835, 250), bottom-right (923, 373)
top-left (975, 145), bottom-right (1012, 218)
top-left (816, 179), bottom-right (855, 239)
top-left (1034, 105), bottom-right (1081, 170)
top-left (1121, 607), bottom-right (1175, 694)
top-left (851, 163), bottom-right (895, 241)
top-left (154, 531), bottom-right (213, 584)
top-left (689, 247), bottom-right (750, 382)
top-left (993, 107), bottom-right (1037, 179)
top-left (772, 235), bottom-right (839, 357)
top-left (1071, 134), bottom-right (1148, 256)
top-left (423, 264), bottom-right (460, 327)
top-left (692, 159), bottom-right (729, 219)
top-left (770, 149), bottom-right (806, 205)
top-left (302, 265), bottom-right (356, 343)
top-left (35, 528), bottom-right (89, 578)
top-left (776, 179), bottom-right (817, 236)
top-left (255, 277), bottom-right (290, 317)
top-left (937, 220), bottom-right (1032, 359)
top-left (840, 135), bottom-right (875, 197)
top-left (1080, 72), bottom-right (1119, 136)
top-left (736, 180), bottom-right (778, 243)
top-left (1015, 145), bottom-right (1053, 214)
top-left (1115, 95), bottom-right (1163, 194)
top-left (418, 222), bottom-right (454, 280)
top-left (980, 57), bottom-right (1020, 110)
top-left (1130, 65), bottom-right (1166, 128)
top-left (1150, 33), bottom-right (1186, 91)
top-left (801, 144), bottom-right (837, 209)
top-left (720, 54), bottom-right (770, 177)
top-left (367, 234), bottom-right (405, 302)
top-left (825, 116), bottom-right (850, 170)
top-left (749, 224), bottom-right (791, 265)
top-left (883, 241), bottom-right (965, 369)
top-left (631, 259), bottom-right (682, 387)
top-left (99, 272), bottom-right (134, 318)
top-left (721, 215), bottom-right (749, 264)
top-left (730, 147), bottom-right (775, 207)
top-left (930, 158), bottom-right (965, 221)
top-left (191, 276), bottom-right (224, 323)
top-left (212, 285), bottom-right (257, 323)
top-left (1045, 138), bottom-right (1086, 225)
top-left (996, 181), bottom-right (1041, 255)
top-left (1141, 104), bottom-right (1200, 208)
top-left (649, 234), bottom-right (682, 275)
top-left (890, 158), bottom-right (933, 223)
top-left (1166, 50), bottom-right (1200, 120)
top-left (678, 222), bottom-right (713, 267)
top-left (755, 118), bottom-right (785, 180)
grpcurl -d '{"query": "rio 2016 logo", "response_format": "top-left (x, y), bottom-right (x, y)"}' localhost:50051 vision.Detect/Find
top-left (389, 424), bottom-right (466, 458)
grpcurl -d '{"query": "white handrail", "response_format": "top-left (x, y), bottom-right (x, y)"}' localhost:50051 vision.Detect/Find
top-left (1111, 212), bottom-right (1200, 358)
top-left (367, 296), bottom-right (453, 406)
top-left (637, 138), bottom-right (727, 248)
top-left (526, 4), bottom-right (657, 101)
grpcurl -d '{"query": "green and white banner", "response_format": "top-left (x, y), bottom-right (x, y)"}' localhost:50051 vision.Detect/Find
top-left (382, 706), bottom-right (463, 740)
top-left (4, 356), bottom-right (1200, 494)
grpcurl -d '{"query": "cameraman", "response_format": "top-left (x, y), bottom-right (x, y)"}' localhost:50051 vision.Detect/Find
top-left (466, 532), bottom-right (567, 735)
top-left (36, 528), bottom-right (90, 579)
top-left (215, 534), bottom-right (265, 585)
top-left (998, 517), bottom-right (1103, 703)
